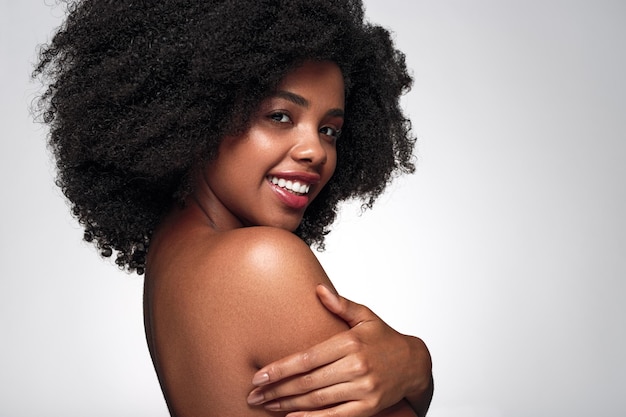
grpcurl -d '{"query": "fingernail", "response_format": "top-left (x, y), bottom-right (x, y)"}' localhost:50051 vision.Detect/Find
top-left (318, 284), bottom-right (338, 299)
top-left (247, 390), bottom-right (265, 405)
top-left (265, 401), bottom-right (280, 411)
top-left (252, 372), bottom-right (269, 386)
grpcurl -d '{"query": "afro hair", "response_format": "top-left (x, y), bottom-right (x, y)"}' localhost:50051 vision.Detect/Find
top-left (33, 0), bottom-right (415, 274)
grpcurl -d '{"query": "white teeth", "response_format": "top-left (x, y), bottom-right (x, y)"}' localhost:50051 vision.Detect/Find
top-left (269, 176), bottom-right (311, 195)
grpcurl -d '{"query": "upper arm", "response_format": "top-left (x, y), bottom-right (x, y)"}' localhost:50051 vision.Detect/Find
top-left (230, 228), bottom-right (349, 366)
top-left (151, 227), bottom-right (349, 416)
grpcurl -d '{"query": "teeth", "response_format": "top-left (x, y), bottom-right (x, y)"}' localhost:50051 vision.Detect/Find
top-left (269, 176), bottom-right (311, 195)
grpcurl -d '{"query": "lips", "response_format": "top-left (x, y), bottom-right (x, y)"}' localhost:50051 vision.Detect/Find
top-left (266, 173), bottom-right (320, 210)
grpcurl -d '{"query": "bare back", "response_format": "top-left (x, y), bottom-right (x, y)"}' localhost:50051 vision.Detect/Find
top-left (144, 202), bottom-right (416, 416)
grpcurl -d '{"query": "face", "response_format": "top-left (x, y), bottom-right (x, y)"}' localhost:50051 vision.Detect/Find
top-left (199, 60), bottom-right (345, 231)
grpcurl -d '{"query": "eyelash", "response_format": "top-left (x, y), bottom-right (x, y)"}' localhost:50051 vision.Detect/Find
top-left (268, 112), bottom-right (342, 139)
top-left (269, 112), bottom-right (291, 123)
top-left (320, 126), bottom-right (342, 139)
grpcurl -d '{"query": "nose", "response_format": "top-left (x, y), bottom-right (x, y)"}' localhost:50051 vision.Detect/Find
top-left (290, 127), bottom-right (328, 166)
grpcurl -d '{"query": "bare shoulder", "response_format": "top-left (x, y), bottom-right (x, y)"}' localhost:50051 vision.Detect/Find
top-left (197, 226), bottom-right (344, 361)
top-left (209, 226), bottom-right (328, 286)
top-left (216, 225), bottom-right (319, 260)
top-left (145, 225), bottom-right (346, 416)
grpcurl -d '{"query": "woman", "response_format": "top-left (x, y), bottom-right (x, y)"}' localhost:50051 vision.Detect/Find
top-left (34, 1), bottom-right (433, 416)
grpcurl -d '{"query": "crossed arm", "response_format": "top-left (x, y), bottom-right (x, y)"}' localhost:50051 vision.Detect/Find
top-left (146, 226), bottom-right (432, 417)
top-left (247, 284), bottom-right (433, 417)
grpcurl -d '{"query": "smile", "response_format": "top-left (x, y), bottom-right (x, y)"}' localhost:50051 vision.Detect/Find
top-left (268, 176), bottom-right (311, 195)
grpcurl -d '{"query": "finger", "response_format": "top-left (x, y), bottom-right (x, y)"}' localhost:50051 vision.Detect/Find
top-left (248, 364), bottom-right (342, 405)
top-left (315, 283), bottom-right (342, 313)
top-left (262, 381), bottom-right (364, 413)
top-left (251, 332), bottom-right (350, 387)
top-left (316, 284), bottom-right (377, 328)
top-left (251, 371), bottom-right (347, 409)
top-left (248, 354), bottom-right (365, 405)
top-left (283, 397), bottom-right (383, 417)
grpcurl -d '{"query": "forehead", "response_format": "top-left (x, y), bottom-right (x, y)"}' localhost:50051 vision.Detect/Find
top-left (280, 60), bottom-right (343, 83)
top-left (276, 61), bottom-right (345, 105)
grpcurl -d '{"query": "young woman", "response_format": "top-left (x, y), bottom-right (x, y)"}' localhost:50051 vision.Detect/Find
top-left (34, 1), bottom-right (433, 416)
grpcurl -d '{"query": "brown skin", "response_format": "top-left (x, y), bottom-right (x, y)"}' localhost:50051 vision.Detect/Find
top-left (249, 286), bottom-right (433, 417)
top-left (143, 61), bottom-right (431, 417)
top-left (145, 212), bottom-right (417, 417)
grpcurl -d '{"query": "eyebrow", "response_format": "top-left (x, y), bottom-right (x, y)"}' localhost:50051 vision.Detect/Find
top-left (275, 91), bottom-right (309, 108)
top-left (274, 90), bottom-right (345, 118)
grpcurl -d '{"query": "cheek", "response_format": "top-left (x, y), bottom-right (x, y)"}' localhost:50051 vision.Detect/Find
top-left (317, 146), bottom-right (337, 189)
top-left (214, 135), bottom-right (268, 172)
top-left (327, 146), bottom-right (338, 177)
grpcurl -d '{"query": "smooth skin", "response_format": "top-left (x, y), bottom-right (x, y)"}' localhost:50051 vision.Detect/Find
top-left (248, 286), bottom-right (433, 417)
top-left (144, 61), bottom-right (431, 417)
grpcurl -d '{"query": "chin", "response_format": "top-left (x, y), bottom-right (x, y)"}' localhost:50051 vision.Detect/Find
top-left (267, 218), bottom-right (302, 232)
top-left (275, 223), bottom-right (300, 232)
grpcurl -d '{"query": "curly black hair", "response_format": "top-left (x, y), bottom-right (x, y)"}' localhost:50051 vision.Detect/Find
top-left (33, 0), bottom-right (415, 274)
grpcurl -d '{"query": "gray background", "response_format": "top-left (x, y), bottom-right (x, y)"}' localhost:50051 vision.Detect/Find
top-left (2, 1), bottom-right (625, 416)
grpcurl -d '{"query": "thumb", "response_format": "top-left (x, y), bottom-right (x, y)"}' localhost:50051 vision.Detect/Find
top-left (316, 284), bottom-right (374, 328)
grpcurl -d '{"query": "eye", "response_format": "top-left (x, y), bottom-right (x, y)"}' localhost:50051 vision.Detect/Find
top-left (320, 126), bottom-right (342, 139)
top-left (269, 112), bottom-right (291, 123)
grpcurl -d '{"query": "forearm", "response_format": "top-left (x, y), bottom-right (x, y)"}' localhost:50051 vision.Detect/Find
top-left (404, 336), bottom-right (433, 417)
top-left (406, 374), bottom-right (433, 417)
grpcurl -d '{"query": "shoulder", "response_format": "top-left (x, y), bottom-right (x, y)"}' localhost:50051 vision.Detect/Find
top-left (145, 225), bottom-right (347, 414)
top-left (208, 226), bottom-right (325, 284)
top-left (148, 219), bottom-right (326, 295)
top-left (192, 227), bottom-right (336, 338)
top-left (214, 226), bottom-right (315, 258)
top-left (150, 224), bottom-right (344, 357)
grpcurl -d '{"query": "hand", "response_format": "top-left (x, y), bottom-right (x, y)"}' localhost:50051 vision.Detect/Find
top-left (247, 284), bottom-right (433, 417)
